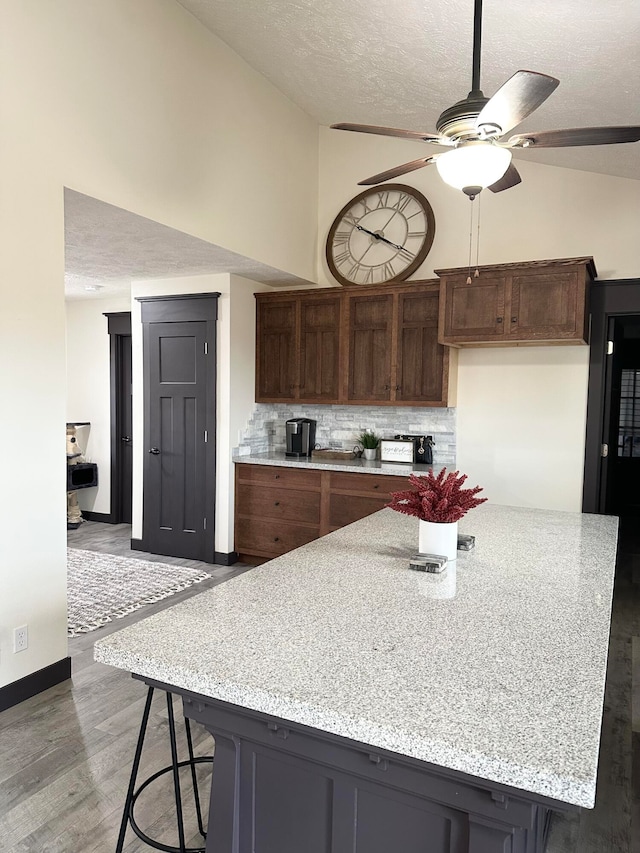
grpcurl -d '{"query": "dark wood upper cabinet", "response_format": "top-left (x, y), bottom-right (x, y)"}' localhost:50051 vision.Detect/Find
top-left (437, 257), bottom-right (595, 346)
top-left (256, 299), bottom-right (297, 400)
top-left (256, 292), bottom-right (342, 404)
top-left (396, 287), bottom-right (446, 404)
top-left (256, 282), bottom-right (454, 407)
top-left (345, 292), bottom-right (394, 403)
top-left (299, 295), bottom-right (341, 401)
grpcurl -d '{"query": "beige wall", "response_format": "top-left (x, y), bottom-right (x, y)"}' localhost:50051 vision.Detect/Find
top-left (318, 127), bottom-right (640, 511)
top-left (0, 0), bottom-right (318, 689)
top-left (66, 295), bottom-right (132, 515)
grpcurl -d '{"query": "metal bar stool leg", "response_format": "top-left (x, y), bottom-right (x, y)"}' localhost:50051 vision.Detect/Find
top-left (116, 686), bottom-right (155, 853)
top-left (166, 692), bottom-right (188, 853)
top-left (184, 717), bottom-right (207, 840)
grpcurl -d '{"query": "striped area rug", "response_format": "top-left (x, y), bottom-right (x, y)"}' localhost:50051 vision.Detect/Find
top-left (67, 548), bottom-right (210, 636)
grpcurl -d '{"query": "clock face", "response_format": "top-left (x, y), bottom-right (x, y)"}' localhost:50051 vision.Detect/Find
top-left (326, 184), bottom-right (435, 287)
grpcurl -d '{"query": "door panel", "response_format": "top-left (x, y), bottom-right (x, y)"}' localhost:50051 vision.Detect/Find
top-left (145, 321), bottom-right (207, 559)
top-left (441, 276), bottom-right (507, 340)
top-left (347, 294), bottom-right (393, 401)
top-left (257, 300), bottom-right (297, 400)
top-left (299, 297), bottom-right (340, 400)
top-left (510, 270), bottom-right (578, 338)
top-left (397, 291), bottom-right (444, 403)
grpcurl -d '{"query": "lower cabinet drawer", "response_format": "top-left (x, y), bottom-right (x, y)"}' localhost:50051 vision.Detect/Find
top-left (235, 518), bottom-right (319, 557)
top-left (236, 484), bottom-right (321, 525)
top-left (236, 464), bottom-right (322, 490)
top-left (328, 494), bottom-right (390, 529)
top-left (329, 471), bottom-right (408, 496)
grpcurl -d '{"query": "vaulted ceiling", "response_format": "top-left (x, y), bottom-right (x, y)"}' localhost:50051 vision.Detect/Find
top-left (178, 0), bottom-right (640, 181)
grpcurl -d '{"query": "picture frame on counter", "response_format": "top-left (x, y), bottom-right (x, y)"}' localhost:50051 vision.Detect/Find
top-left (379, 439), bottom-right (415, 464)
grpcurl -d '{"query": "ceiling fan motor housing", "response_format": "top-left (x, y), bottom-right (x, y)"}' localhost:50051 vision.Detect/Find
top-left (436, 92), bottom-right (489, 140)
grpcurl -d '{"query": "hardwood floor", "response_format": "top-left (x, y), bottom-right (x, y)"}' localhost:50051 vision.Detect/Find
top-left (0, 520), bottom-right (638, 852)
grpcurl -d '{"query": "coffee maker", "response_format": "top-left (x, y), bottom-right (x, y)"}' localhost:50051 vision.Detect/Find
top-left (285, 418), bottom-right (316, 458)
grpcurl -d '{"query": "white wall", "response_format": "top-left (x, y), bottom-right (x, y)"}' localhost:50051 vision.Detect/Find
top-left (318, 127), bottom-right (640, 511)
top-left (0, 0), bottom-right (318, 690)
top-left (65, 295), bottom-right (131, 515)
top-left (456, 347), bottom-right (590, 510)
top-left (130, 274), bottom-right (270, 555)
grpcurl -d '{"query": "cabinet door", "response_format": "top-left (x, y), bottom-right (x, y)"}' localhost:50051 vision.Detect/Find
top-left (439, 275), bottom-right (507, 343)
top-left (299, 295), bottom-right (341, 401)
top-left (256, 300), bottom-right (297, 401)
top-left (509, 268), bottom-right (580, 340)
top-left (346, 293), bottom-right (394, 402)
top-left (396, 289), bottom-right (445, 403)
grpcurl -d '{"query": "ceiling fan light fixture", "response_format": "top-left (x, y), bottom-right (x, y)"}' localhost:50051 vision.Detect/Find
top-left (435, 143), bottom-right (512, 193)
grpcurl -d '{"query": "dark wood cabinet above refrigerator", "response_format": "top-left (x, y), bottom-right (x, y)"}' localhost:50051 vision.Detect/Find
top-left (436, 257), bottom-right (595, 347)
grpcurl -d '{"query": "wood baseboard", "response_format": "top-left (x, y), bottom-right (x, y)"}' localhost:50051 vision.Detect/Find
top-left (0, 657), bottom-right (72, 713)
top-left (81, 510), bottom-right (116, 524)
top-left (214, 551), bottom-right (239, 565)
top-left (131, 539), bottom-right (238, 566)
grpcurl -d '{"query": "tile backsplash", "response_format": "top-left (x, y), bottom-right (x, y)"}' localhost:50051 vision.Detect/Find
top-left (236, 404), bottom-right (456, 464)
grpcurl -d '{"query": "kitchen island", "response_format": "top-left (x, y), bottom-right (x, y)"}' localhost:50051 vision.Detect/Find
top-left (95, 504), bottom-right (618, 853)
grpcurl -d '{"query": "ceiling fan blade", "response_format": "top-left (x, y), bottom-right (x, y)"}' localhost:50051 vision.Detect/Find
top-left (476, 71), bottom-right (559, 137)
top-left (488, 163), bottom-right (522, 193)
top-left (506, 126), bottom-right (640, 148)
top-left (358, 157), bottom-right (437, 186)
top-left (331, 123), bottom-right (443, 143)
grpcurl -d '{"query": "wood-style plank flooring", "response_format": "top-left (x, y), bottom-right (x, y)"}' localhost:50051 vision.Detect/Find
top-left (0, 519), bottom-right (638, 852)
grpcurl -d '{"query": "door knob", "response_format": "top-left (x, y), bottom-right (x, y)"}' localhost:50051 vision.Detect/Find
top-left (149, 447), bottom-right (160, 455)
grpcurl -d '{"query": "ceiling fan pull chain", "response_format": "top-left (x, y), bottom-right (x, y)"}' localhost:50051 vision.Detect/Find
top-left (466, 200), bottom-right (475, 284)
top-left (474, 194), bottom-right (482, 278)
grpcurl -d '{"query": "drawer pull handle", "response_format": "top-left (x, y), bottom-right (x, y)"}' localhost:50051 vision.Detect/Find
top-left (274, 536), bottom-right (280, 542)
top-left (274, 501), bottom-right (280, 506)
top-left (373, 484), bottom-right (379, 489)
top-left (274, 474), bottom-right (280, 479)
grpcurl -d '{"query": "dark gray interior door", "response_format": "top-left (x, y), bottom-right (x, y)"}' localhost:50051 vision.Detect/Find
top-left (144, 320), bottom-right (208, 560)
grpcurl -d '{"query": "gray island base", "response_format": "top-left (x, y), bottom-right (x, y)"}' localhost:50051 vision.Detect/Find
top-left (95, 505), bottom-right (619, 853)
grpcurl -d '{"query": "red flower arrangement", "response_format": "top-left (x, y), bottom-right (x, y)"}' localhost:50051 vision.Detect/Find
top-left (387, 468), bottom-right (487, 523)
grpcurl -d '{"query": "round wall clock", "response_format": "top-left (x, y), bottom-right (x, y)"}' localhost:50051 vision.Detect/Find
top-left (325, 184), bottom-right (435, 287)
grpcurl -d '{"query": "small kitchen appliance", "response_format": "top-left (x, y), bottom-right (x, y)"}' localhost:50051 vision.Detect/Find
top-left (285, 418), bottom-right (316, 458)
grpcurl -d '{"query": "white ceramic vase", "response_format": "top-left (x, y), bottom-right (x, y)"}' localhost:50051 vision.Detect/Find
top-left (363, 448), bottom-right (377, 460)
top-left (418, 519), bottom-right (458, 560)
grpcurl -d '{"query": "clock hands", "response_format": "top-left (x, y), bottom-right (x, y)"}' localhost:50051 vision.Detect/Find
top-left (354, 223), bottom-right (405, 252)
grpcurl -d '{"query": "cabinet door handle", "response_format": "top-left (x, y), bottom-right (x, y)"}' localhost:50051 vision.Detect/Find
top-left (274, 536), bottom-right (280, 542)
top-left (274, 501), bottom-right (280, 506)
top-left (496, 317), bottom-right (503, 324)
top-left (274, 474), bottom-right (280, 479)
top-left (373, 484), bottom-right (379, 489)
top-left (511, 316), bottom-right (518, 323)
top-left (384, 384), bottom-right (390, 390)
top-left (395, 385), bottom-right (401, 391)
top-left (149, 447), bottom-right (160, 455)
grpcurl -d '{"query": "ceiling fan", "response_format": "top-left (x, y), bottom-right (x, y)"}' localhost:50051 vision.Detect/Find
top-left (332, 0), bottom-right (640, 199)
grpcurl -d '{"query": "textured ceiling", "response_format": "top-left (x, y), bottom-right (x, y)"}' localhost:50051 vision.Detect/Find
top-left (178, 0), bottom-right (640, 180)
top-left (64, 190), bottom-right (312, 300)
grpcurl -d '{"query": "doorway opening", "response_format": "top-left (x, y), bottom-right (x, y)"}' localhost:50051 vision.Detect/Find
top-left (602, 315), bottom-right (640, 516)
top-left (583, 278), bottom-right (640, 516)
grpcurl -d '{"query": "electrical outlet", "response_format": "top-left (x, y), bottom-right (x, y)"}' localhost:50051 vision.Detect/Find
top-left (13, 625), bottom-right (28, 653)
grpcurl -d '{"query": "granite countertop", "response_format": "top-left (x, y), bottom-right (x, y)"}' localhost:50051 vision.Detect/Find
top-left (94, 504), bottom-right (618, 809)
top-left (233, 450), bottom-right (443, 476)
